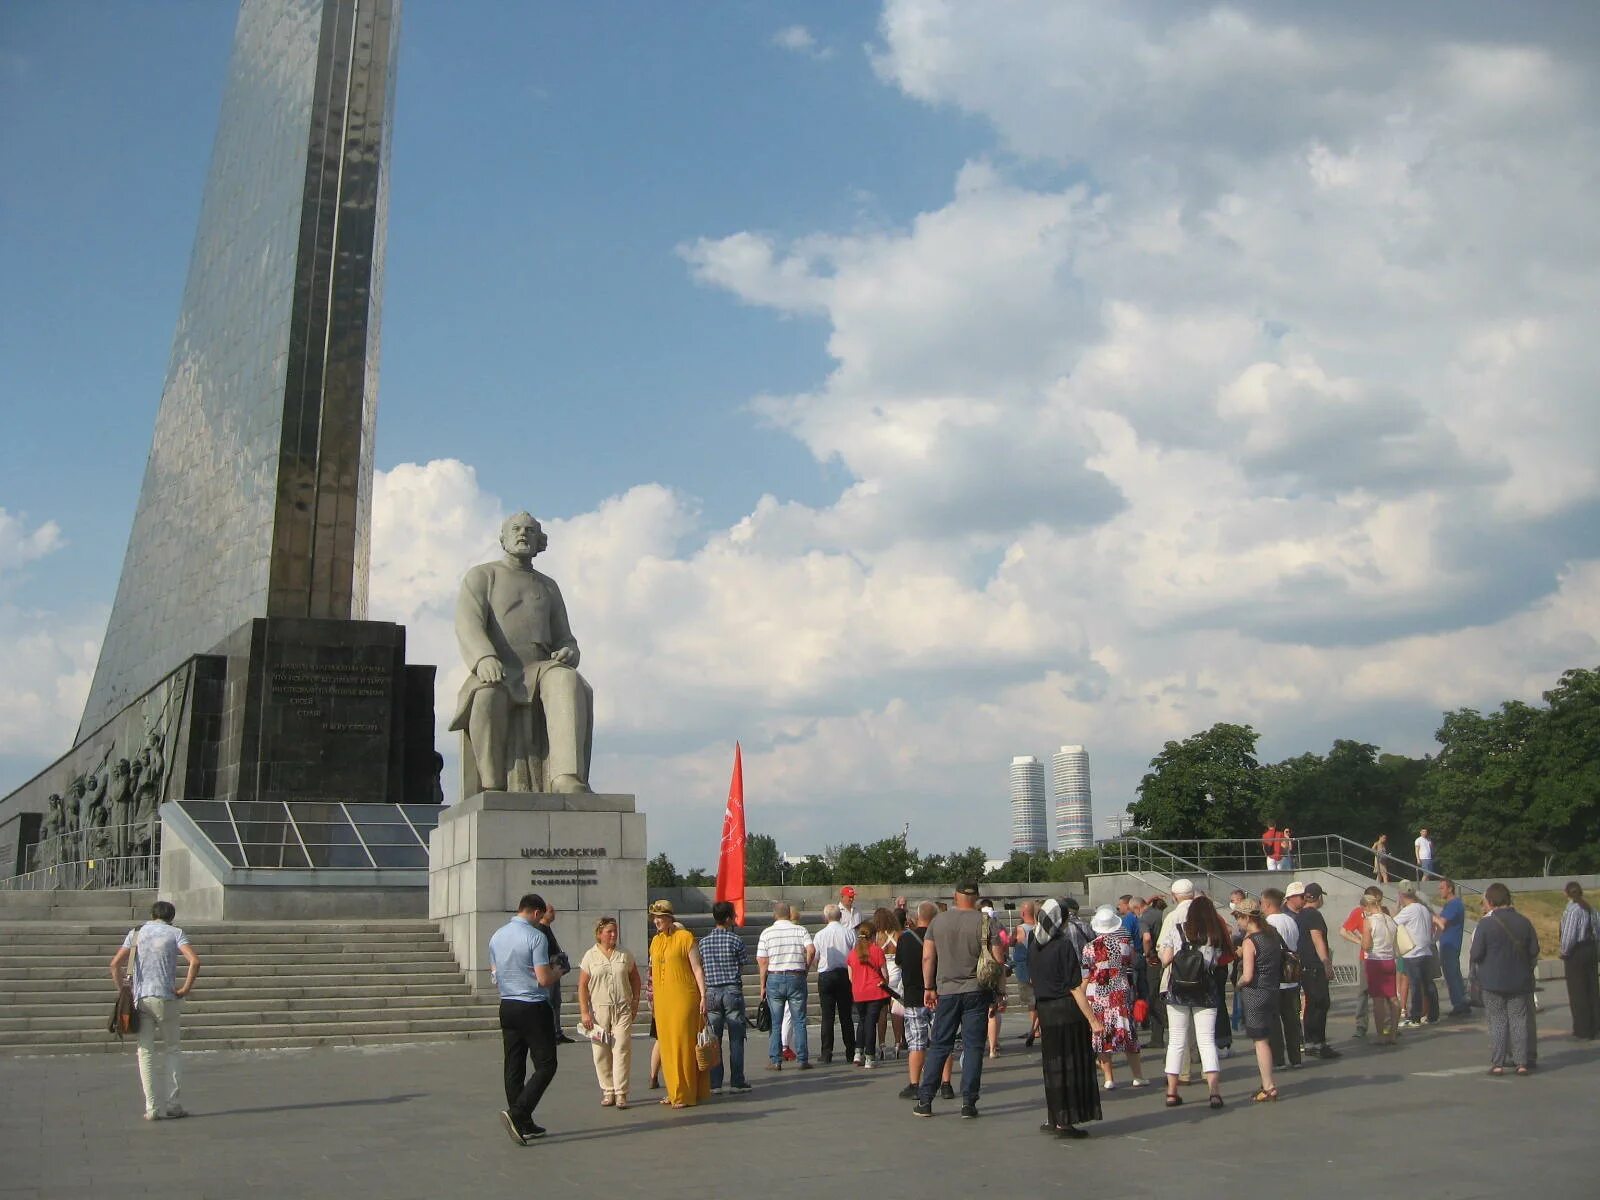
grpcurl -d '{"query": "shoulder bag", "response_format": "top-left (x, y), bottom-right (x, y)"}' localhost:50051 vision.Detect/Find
top-left (108, 929), bottom-right (139, 1040)
top-left (976, 912), bottom-right (1006, 993)
top-left (1394, 918), bottom-right (1416, 957)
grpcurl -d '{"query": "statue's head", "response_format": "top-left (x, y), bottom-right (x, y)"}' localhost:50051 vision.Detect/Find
top-left (68, 776), bottom-right (86, 798)
top-left (113, 759), bottom-right (130, 780)
top-left (47, 794), bottom-right (61, 811)
top-left (499, 512), bottom-right (548, 559)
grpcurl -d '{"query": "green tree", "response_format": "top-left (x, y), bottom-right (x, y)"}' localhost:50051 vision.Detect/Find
top-left (1523, 667), bottom-right (1600, 873)
top-left (646, 851), bottom-right (679, 889)
top-left (787, 856), bottom-right (834, 886)
top-left (744, 832), bottom-right (782, 886)
top-left (939, 846), bottom-right (990, 885)
top-left (833, 836), bottom-right (921, 885)
top-left (1412, 702), bottom-right (1543, 877)
top-left (683, 866), bottom-right (714, 887)
top-left (1128, 722), bottom-right (1263, 839)
top-left (1258, 739), bottom-right (1427, 855)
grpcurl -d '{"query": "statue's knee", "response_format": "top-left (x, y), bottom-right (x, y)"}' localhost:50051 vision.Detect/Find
top-left (470, 684), bottom-right (509, 723)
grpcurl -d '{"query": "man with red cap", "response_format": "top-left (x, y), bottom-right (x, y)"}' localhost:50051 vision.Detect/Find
top-left (839, 885), bottom-right (862, 930)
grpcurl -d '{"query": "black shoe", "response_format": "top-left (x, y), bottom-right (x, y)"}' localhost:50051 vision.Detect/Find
top-left (523, 1121), bottom-right (547, 1139)
top-left (798, 1061), bottom-right (814, 1071)
top-left (821, 1054), bottom-right (833, 1064)
top-left (729, 1082), bottom-right (753, 1093)
top-left (939, 1082), bottom-right (956, 1100)
top-left (1058, 1125), bottom-right (1089, 1139)
top-left (1316, 1045), bottom-right (1343, 1059)
top-left (1025, 1036), bottom-right (1036, 1047)
top-left (499, 1110), bottom-right (528, 1146)
top-left (898, 1084), bottom-right (919, 1099)
top-left (960, 1102), bottom-right (979, 1119)
top-left (912, 1101), bottom-right (933, 1118)
top-left (555, 1034), bottom-right (576, 1045)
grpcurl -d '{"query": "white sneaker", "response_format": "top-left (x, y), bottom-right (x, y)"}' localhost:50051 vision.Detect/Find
top-left (1129, 1078), bottom-right (1150, 1088)
top-left (853, 1052), bottom-right (864, 1066)
top-left (863, 1056), bottom-right (876, 1069)
top-left (1102, 1079), bottom-right (1116, 1091)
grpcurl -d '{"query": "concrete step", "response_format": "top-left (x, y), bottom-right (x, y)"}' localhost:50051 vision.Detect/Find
top-left (0, 958), bottom-right (465, 981)
top-left (0, 992), bottom-right (489, 1021)
top-left (0, 949), bottom-right (457, 967)
top-left (0, 1013), bottom-right (503, 1047)
top-left (0, 1001), bottom-right (498, 1033)
top-left (0, 1027), bottom-right (505, 1057)
top-left (0, 929), bottom-right (448, 947)
top-left (0, 920), bottom-right (443, 936)
top-left (0, 972), bottom-right (471, 996)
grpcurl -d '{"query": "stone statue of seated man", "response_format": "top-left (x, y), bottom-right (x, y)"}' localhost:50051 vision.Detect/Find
top-left (449, 512), bottom-right (594, 795)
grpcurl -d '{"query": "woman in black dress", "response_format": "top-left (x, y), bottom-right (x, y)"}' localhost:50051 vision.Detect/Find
top-left (1028, 898), bottom-right (1104, 1139)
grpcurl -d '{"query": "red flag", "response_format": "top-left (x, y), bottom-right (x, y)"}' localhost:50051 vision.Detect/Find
top-left (715, 743), bottom-right (747, 926)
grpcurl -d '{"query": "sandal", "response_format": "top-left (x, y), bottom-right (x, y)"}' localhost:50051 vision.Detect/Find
top-left (1515, 1066), bottom-right (1531, 1076)
top-left (1164, 1094), bottom-right (1183, 1107)
top-left (615, 1096), bottom-right (628, 1109)
top-left (1208, 1094), bottom-right (1225, 1109)
top-left (1251, 1087), bottom-right (1278, 1103)
top-left (1489, 1066), bottom-right (1505, 1076)
top-left (601, 1094), bottom-right (615, 1106)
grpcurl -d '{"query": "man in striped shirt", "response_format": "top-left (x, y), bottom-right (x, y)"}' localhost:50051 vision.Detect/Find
top-left (757, 901), bottom-right (816, 1070)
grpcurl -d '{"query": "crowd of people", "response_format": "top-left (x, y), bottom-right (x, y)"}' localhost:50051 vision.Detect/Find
top-left (103, 872), bottom-right (1600, 1140)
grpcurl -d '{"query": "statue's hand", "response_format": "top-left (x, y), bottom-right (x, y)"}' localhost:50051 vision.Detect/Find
top-left (551, 647), bottom-right (575, 666)
top-left (475, 656), bottom-right (505, 685)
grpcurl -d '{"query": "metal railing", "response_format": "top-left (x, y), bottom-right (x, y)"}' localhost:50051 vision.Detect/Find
top-left (1097, 834), bottom-right (1482, 896)
top-left (1, 823), bottom-right (162, 891)
top-left (1095, 837), bottom-right (1253, 901)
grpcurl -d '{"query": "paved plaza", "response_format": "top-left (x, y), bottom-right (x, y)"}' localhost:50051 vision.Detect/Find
top-left (2, 992), bottom-right (1595, 1200)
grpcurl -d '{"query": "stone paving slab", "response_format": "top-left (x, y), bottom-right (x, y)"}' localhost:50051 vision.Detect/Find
top-left (0, 993), bottom-right (1594, 1200)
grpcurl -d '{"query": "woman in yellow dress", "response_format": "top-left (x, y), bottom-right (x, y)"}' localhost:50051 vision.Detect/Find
top-left (648, 899), bottom-right (711, 1107)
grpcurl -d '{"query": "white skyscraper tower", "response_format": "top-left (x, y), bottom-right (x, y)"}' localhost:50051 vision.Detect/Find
top-left (1009, 756), bottom-right (1048, 854)
top-left (1052, 745), bottom-right (1093, 849)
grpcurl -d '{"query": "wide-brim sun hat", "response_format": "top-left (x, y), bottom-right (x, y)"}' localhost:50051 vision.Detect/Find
top-left (648, 900), bottom-right (675, 917)
top-left (1090, 905), bottom-right (1121, 935)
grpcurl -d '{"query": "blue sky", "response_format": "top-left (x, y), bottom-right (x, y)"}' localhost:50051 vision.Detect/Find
top-left (3, 2), bottom-right (1597, 867)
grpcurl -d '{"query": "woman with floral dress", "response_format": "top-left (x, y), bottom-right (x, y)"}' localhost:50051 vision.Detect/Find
top-left (1083, 906), bottom-right (1148, 1090)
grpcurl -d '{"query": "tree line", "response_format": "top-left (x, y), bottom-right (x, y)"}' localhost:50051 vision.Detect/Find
top-left (1126, 665), bottom-right (1599, 879)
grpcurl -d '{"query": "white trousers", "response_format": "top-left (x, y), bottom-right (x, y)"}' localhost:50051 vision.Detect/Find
top-left (136, 997), bottom-right (182, 1116)
top-left (1164, 1003), bottom-right (1219, 1076)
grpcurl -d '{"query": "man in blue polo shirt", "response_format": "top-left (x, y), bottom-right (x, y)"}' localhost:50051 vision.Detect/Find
top-left (1434, 878), bottom-right (1471, 1017)
top-left (490, 893), bottom-right (562, 1145)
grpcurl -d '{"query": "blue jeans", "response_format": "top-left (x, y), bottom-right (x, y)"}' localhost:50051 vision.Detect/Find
top-left (918, 990), bottom-right (990, 1105)
top-left (1439, 943), bottom-right (1468, 1011)
top-left (705, 983), bottom-right (747, 1088)
top-left (1403, 956), bottom-right (1439, 1022)
top-left (766, 974), bottom-right (808, 1065)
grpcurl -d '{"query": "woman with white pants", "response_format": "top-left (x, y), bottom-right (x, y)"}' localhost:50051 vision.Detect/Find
top-left (1157, 894), bottom-right (1231, 1110)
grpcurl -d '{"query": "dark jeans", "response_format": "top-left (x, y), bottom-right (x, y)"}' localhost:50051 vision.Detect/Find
top-left (817, 968), bottom-right (856, 1061)
top-left (854, 999), bottom-right (884, 1058)
top-left (705, 982), bottom-right (747, 1089)
top-left (500, 999), bottom-right (558, 1124)
top-left (1301, 967), bottom-right (1330, 1045)
top-left (1403, 957), bottom-right (1440, 1022)
top-left (1440, 943), bottom-right (1469, 1012)
top-left (1147, 990), bottom-right (1168, 1048)
top-left (1564, 940), bottom-right (1598, 1039)
top-left (918, 990), bottom-right (990, 1105)
top-left (1266, 986), bottom-right (1302, 1067)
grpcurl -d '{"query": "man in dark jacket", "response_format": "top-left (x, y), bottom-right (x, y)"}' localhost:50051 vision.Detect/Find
top-left (1469, 883), bottom-right (1539, 1072)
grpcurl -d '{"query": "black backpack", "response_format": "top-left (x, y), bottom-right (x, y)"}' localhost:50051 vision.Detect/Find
top-left (1169, 928), bottom-right (1212, 1006)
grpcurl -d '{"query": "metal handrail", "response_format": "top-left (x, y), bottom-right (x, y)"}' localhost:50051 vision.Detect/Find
top-left (1099, 837), bottom-right (1254, 901)
top-left (1, 822), bottom-right (162, 891)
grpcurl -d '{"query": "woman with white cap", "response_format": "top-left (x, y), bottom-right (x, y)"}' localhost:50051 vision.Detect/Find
top-left (1029, 898), bottom-right (1104, 1139)
top-left (1084, 905), bottom-right (1148, 1090)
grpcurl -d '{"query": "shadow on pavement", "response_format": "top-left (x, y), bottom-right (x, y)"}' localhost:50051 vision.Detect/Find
top-left (201, 1091), bottom-right (426, 1118)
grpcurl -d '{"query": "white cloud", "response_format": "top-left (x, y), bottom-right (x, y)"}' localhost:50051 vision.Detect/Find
top-left (771, 24), bottom-right (832, 59)
top-left (0, 509), bottom-right (63, 575)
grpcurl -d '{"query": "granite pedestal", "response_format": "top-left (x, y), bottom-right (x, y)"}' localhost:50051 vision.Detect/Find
top-left (429, 792), bottom-right (648, 991)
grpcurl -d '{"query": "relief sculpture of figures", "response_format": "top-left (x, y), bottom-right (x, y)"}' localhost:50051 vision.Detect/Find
top-left (449, 512), bottom-right (595, 795)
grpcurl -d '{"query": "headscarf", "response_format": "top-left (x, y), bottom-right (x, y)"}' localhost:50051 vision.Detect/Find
top-left (1032, 898), bottom-right (1065, 947)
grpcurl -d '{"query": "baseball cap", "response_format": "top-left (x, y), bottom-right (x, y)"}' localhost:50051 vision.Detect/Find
top-left (1171, 878), bottom-right (1195, 897)
top-left (955, 882), bottom-right (980, 897)
top-left (1398, 882), bottom-right (1419, 897)
top-left (1303, 883), bottom-right (1324, 900)
top-left (840, 885), bottom-right (856, 897)
top-left (1284, 881), bottom-right (1307, 898)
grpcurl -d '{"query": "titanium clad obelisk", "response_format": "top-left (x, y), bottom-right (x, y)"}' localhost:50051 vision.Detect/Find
top-left (79, 0), bottom-right (401, 736)
top-left (0, 0), bottom-right (436, 879)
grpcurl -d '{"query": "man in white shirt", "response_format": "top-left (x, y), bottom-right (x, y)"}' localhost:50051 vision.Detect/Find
top-left (1395, 882), bottom-right (1440, 1026)
top-left (812, 903), bottom-right (857, 1064)
top-left (1260, 888), bottom-right (1303, 1070)
top-left (838, 885), bottom-right (862, 930)
top-left (108, 900), bottom-right (200, 1121)
top-left (757, 901), bottom-right (816, 1070)
top-left (1414, 830), bottom-right (1436, 879)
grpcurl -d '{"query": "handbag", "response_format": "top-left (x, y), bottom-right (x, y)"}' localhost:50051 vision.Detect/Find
top-left (754, 993), bottom-right (772, 1033)
top-left (976, 912), bottom-right (1006, 993)
top-left (108, 930), bottom-right (139, 1041)
top-left (1394, 919), bottom-right (1416, 957)
top-left (694, 1024), bottom-right (721, 1070)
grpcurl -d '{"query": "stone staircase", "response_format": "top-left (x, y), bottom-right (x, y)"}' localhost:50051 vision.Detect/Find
top-left (0, 891), bottom-right (503, 1057)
